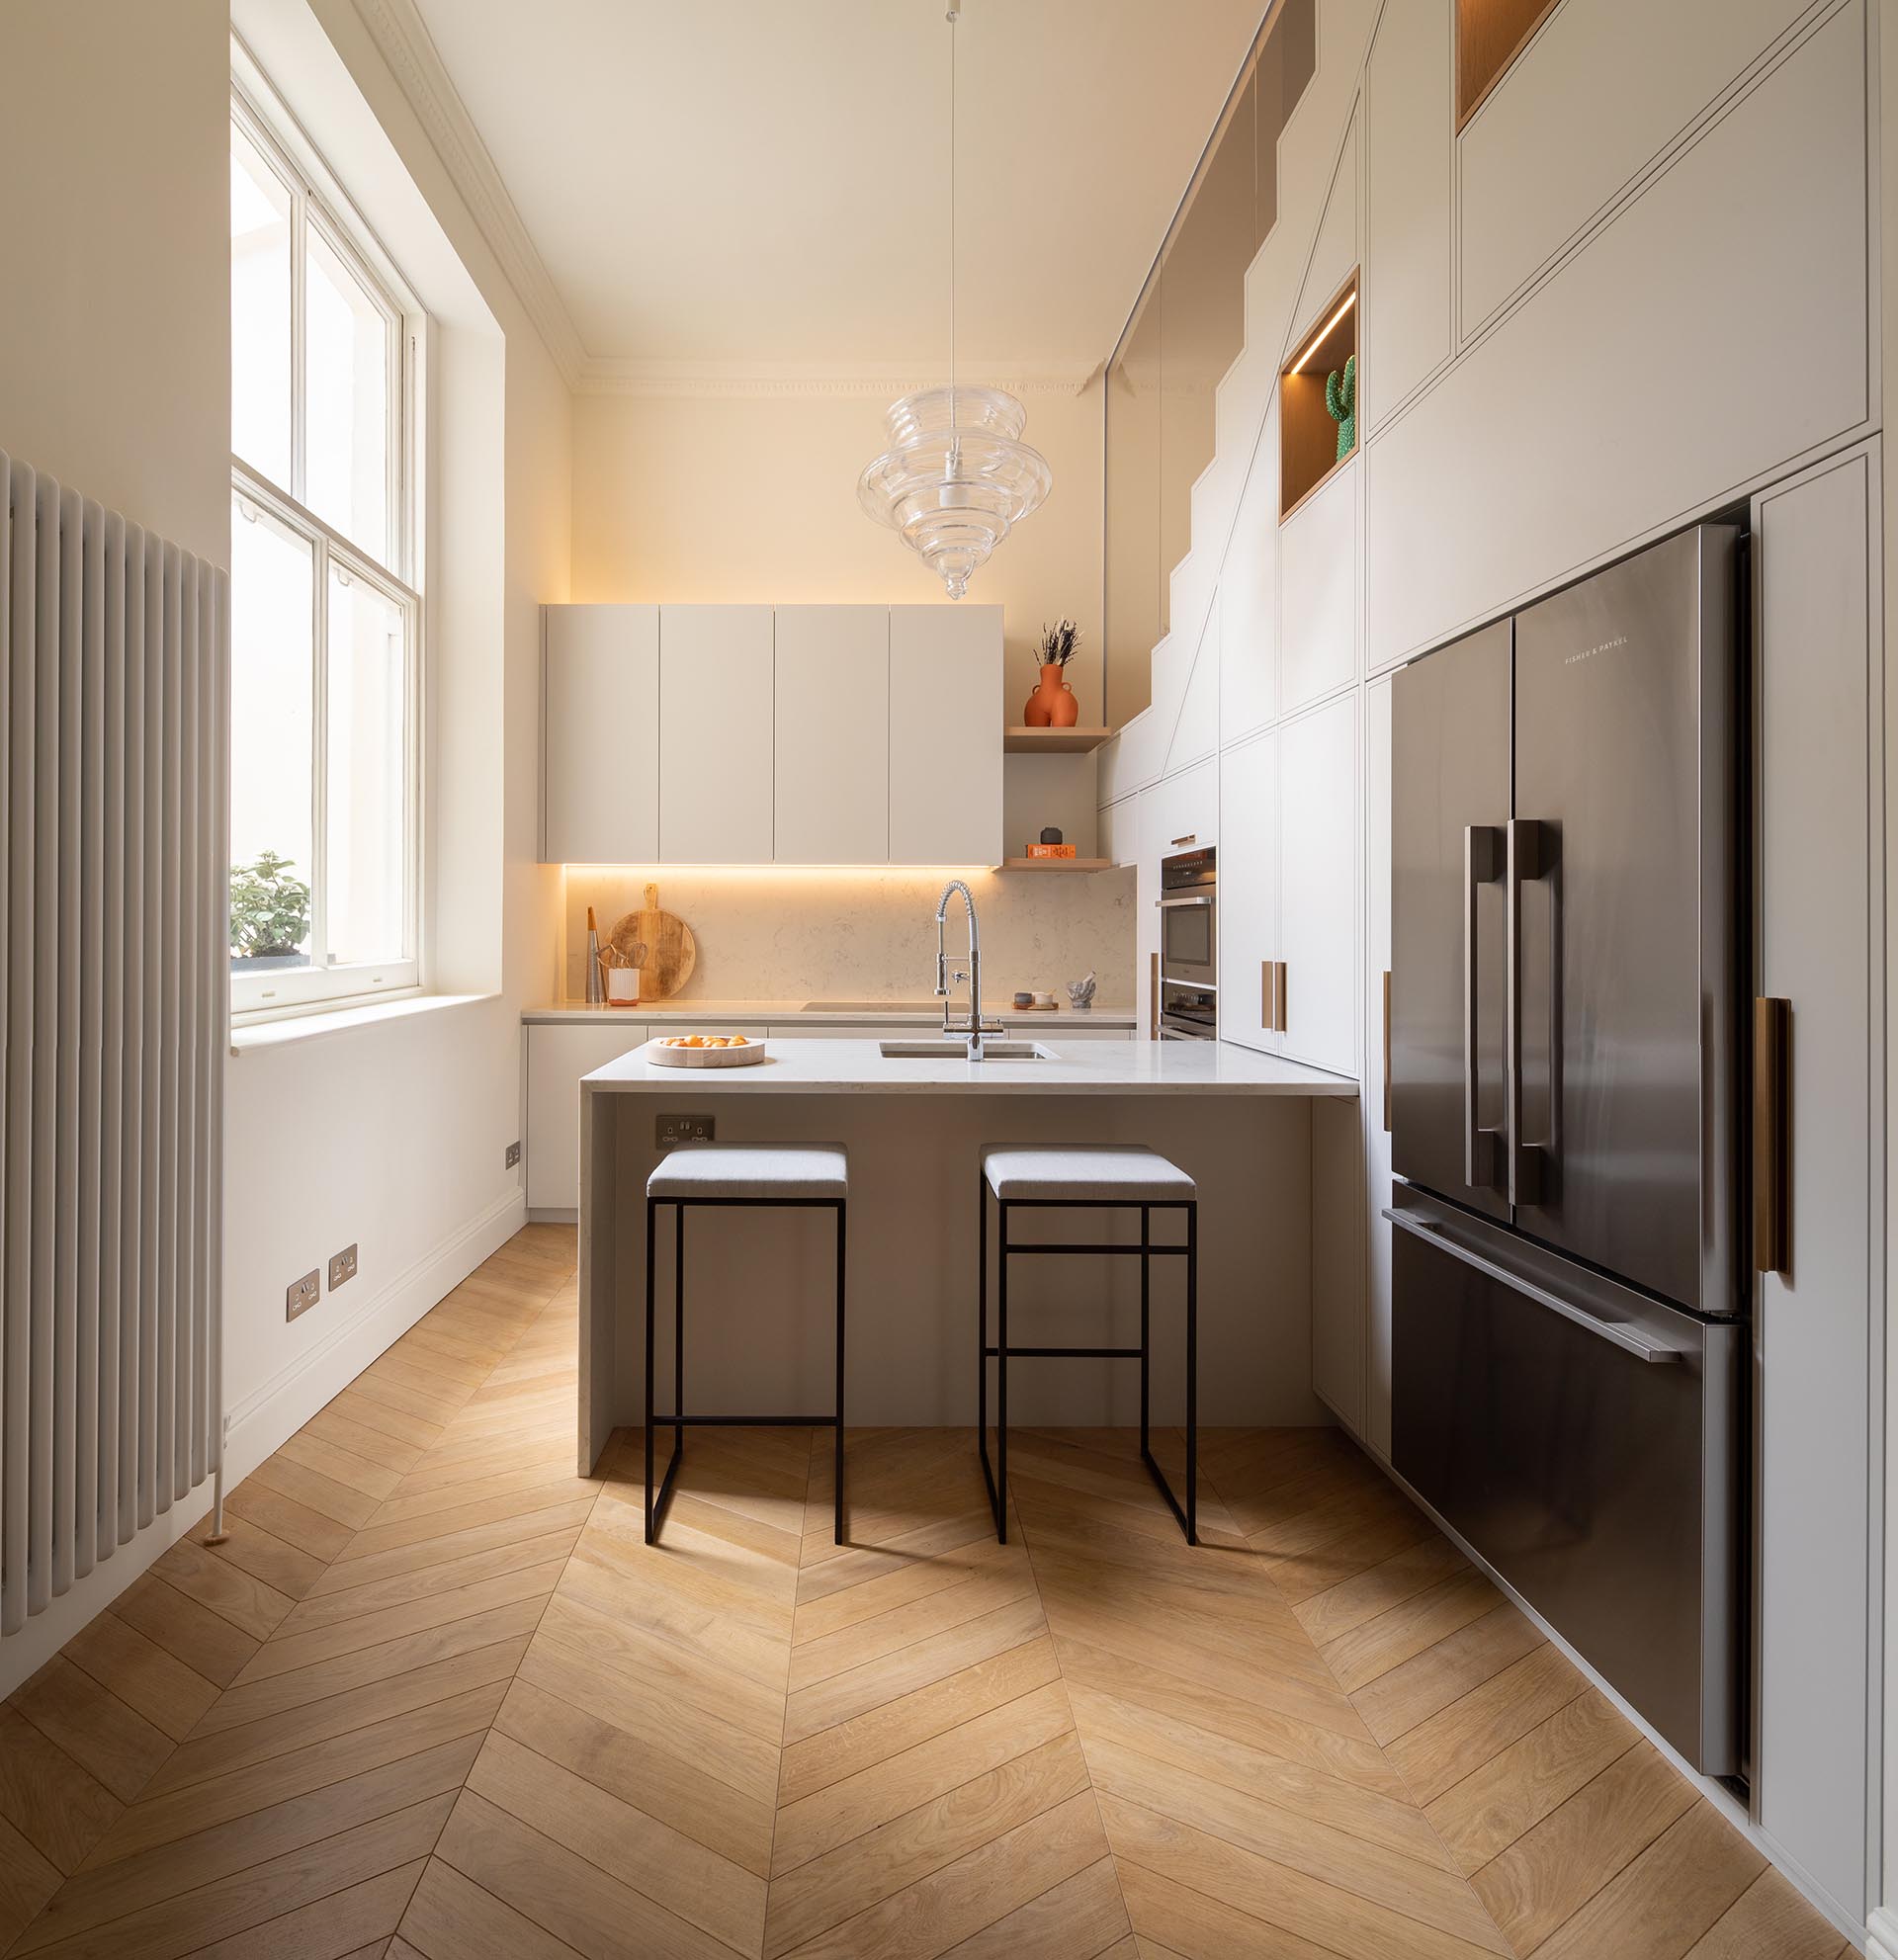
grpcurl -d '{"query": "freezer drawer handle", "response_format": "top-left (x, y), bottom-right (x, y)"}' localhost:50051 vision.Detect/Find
top-left (1463, 825), bottom-right (1503, 1187)
top-left (1754, 997), bottom-right (1790, 1276)
top-left (1381, 970), bottom-right (1392, 1133)
top-left (1382, 1206), bottom-right (1681, 1364)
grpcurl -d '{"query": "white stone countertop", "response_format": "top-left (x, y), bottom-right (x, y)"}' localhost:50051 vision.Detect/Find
top-left (581, 1036), bottom-right (1356, 1098)
top-left (524, 999), bottom-right (1139, 1028)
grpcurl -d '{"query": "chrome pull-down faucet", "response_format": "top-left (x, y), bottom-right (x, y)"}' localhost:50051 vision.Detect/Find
top-left (934, 879), bottom-right (991, 1060)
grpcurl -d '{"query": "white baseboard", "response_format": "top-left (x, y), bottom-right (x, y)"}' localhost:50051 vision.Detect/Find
top-left (1867, 1906), bottom-right (1895, 1960)
top-left (222, 1187), bottom-right (527, 1489)
top-left (0, 1492), bottom-right (212, 1699)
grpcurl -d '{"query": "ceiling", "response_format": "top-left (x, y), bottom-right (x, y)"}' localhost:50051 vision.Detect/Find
top-left (398, 0), bottom-right (1264, 383)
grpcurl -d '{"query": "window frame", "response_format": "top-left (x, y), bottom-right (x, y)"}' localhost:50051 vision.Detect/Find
top-left (228, 54), bottom-right (427, 1024)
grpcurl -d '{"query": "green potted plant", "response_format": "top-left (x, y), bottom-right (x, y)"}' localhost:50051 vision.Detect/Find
top-left (1024, 619), bottom-right (1081, 727)
top-left (229, 851), bottom-right (311, 970)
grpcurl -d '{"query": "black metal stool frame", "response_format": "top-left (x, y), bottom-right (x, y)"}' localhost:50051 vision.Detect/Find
top-left (976, 1179), bottom-right (1197, 1545)
top-left (645, 1193), bottom-right (847, 1546)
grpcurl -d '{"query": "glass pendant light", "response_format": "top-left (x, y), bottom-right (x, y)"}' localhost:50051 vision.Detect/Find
top-left (858, 3), bottom-right (1052, 599)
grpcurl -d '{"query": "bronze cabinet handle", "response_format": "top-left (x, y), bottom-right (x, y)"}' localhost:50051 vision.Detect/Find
top-left (1754, 996), bottom-right (1790, 1275)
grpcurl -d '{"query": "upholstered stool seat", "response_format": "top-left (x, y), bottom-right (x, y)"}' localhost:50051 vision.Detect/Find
top-left (982, 1145), bottom-right (1196, 1205)
top-left (648, 1143), bottom-right (848, 1200)
top-left (644, 1144), bottom-right (848, 1545)
top-left (977, 1143), bottom-right (1198, 1545)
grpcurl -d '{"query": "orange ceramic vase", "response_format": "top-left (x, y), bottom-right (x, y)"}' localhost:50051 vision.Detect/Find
top-left (1024, 663), bottom-right (1080, 728)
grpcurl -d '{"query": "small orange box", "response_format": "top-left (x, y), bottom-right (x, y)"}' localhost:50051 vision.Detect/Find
top-left (1025, 842), bottom-right (1077, 859)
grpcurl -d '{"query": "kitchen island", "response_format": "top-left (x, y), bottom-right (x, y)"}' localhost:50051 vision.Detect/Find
top-left (576, 1037), bottom-right (1356, 1472)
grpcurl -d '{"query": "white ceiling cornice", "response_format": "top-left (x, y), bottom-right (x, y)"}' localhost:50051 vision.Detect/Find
top-left (353, 0), bottom-right (590, 387)
top-left (576, 360), bottom-right (1098, 401)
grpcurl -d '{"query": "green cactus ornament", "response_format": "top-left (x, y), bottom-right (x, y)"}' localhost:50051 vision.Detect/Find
top-left (1325, 354), bottom-right (1357, 464)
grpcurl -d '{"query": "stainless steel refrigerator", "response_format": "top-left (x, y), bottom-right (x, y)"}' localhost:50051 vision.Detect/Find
top-left (1388, 523), bottom-right (1746, 1777)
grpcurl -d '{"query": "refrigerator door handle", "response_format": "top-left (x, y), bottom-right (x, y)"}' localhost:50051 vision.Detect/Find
top-left (1383, 1206), bottom-right (1681, 1363)
top-left (1506, 817), bottom-right (1549, 1206)
top-left (1464, 825), bottom-right (1503, 1187)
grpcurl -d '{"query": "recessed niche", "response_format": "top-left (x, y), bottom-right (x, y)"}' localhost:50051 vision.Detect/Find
top-left (1279, 271), bottom-right (1357, 523)
top-left (1457, 0), bottom-right (1559, 128)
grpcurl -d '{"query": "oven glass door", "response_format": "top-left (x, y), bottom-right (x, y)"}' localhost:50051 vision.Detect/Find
top-left (1161, 896), bottom-right (1215, 983)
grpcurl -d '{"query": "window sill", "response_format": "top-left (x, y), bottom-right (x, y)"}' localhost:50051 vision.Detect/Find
top-left (229, 990), bottom-right (497, 1055)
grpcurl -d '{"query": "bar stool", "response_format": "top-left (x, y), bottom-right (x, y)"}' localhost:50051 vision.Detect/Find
top-left (977, 1145), bottom-right (1197, 1545)
top-left (645, 1144), bottom-right (848, 1546)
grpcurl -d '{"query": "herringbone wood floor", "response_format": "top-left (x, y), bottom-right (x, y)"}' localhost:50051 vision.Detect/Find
top-left (0, 1227), bottom-right (1855, 1958)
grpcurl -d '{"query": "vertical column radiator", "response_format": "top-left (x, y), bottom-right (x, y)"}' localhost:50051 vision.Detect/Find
top-left (1, 449), bottom-right (227, 1638)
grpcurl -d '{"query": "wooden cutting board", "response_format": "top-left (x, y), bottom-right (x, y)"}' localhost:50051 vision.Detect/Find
top-left (610, 882), bottom-right (696, 998)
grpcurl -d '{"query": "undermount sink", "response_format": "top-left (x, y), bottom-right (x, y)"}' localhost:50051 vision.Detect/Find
top-left (878, 1040), bottom-right (1053, 1061)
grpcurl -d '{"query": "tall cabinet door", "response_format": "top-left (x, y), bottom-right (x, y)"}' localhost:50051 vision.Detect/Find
top-left (1511, 527), bottom-right (1740, 1313)
top-left (543, 606), bottom-right (659, 863)
top-left (1390, 620), bottom-right (1511, 1220)
top-left (1279, 692), bottom-right (1358, 1076)
top-left (776, 607), bottom-right (889, 863)
top-left (658, 607), bottom-right (776, 862)
top-left (890, 606), bottom-right (1002, 864)
top-left (1752, 443), bottom-right (1878, 1927)
top-left (1217, 728), bottom-right (1279, 1055)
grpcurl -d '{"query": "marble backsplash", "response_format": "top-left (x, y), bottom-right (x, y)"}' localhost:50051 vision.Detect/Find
top-left (555, 866), bottom-right (1136, 1007)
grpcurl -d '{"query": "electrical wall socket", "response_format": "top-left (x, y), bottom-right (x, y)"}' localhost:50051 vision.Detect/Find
top-left (286, 1269), bottom-right (320, 1321)
top-left (656, 1113), bottom-right (716, 1148)
top-left (328, 1243), bottom-right (358, 1290)
top-left (505, 1140), bottom-right (521, 1168)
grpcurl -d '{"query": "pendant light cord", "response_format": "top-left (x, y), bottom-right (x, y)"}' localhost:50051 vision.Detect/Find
top-left (947, 2), bottom-right (958, 411)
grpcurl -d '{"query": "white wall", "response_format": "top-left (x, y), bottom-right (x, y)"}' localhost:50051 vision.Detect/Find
top-left (0, 1), bottom-right (229, 570)
top-left (572, 384), bottom-right (1106, 729)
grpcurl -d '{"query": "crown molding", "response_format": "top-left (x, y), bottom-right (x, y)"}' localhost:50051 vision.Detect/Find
top-left (575, 360), bottom-right (1097, 401)
top-left (352, 0), bottom-right (589, 387)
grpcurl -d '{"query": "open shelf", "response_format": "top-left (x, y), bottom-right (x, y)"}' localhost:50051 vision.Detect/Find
top-left (1456, 0), bottom-right (1559, 129)
top-left (1279, 270), bottom-right (1358, 522)
top-left (998, 857), bottom-right (1114, 873)
top-left (1003, 725), bottom-right (1112, 755)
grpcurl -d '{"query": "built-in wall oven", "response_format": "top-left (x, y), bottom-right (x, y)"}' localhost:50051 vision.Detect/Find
top-left (1158, 846), bottom-right (1216, 1039)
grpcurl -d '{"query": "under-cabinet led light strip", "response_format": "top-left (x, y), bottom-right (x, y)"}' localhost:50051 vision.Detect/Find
top-left (1289, 288), bottom-right (1356, 376)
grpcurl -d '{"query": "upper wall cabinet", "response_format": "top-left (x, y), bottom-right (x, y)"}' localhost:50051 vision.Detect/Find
top-left (1365, 0), bottom-right (1452, 421)
top-left (543, 605), bottom-right (659, 864)
top-left (1220, 410), bottom-right (1280, 746)
top-left (776, 606), bottom-right (889, 864)
top-left (1368, 3), bottom-right (1869, 668)
top-left (1166, 601), bottom-right (1219, 776)
top-left (889, 605), bottom-right (1003, 866)
top-left (1459, 0), bottom-right (1811, 333)
top-left (1280, 457), bottom-right (1359, 716)
top-left (658, 607), bottom-right (776, 862)
top-left (542, 603), bottom-right (1001, 866)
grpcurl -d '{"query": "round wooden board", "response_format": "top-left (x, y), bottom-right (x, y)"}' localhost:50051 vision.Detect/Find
top-left (609, 882), bottom-right (696, 998)
top-left (645, 1038), bottom-right (767, 1068)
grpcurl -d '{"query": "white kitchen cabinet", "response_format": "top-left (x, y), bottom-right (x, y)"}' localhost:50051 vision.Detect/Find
top-left (1280, 457), bottom-right (1358, 717)
top-left (1459, 0), bottom-right (1808, 334)
top-left (775, 606), bottom-right (889, 863)
top-left (1362, 674), bottom-right (1394, 1458)
top-left (1098, 796), bottom-right (1136, 869)
top-left (1752, 440), bottom-right (1880, 1930)
top-left (1363, 0), bottom-right (1451, 422)
top-left (1134, 789), bottom-right (1160, 1042)
top-left (1165, 602), bottom-right (1218, 775)
top-left (526, 1022), bottom-right (648, 1211)
top-left (1368, 4), bottom-right (1869, 669)
top-left (658, 606), bottom-right (776, 862)
top-left (542, 606), bottom-right (659, 864)
top-left (1278, 691), bottom-right (1358, 1077)
top-left (889, 606), bottom-right (1003, 865)
top-left (1148, 756), bottom-right (1217, 859)
top-left (1216, 727), bottom-right (1280, 1057)
top-left (1219, 413), bottom-right (1280, 746)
